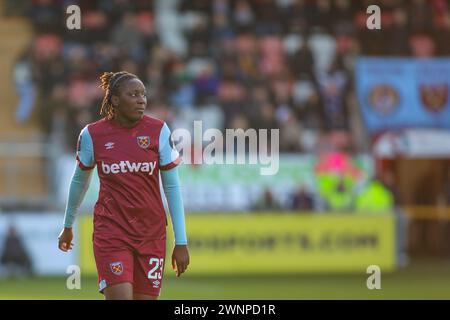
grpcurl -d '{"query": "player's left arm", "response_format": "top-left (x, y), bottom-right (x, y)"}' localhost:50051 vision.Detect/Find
top-left (159, 122), bottom-right (189, 277)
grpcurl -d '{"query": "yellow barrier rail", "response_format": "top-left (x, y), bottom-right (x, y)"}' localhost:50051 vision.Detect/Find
top-left (402, 206), bottom-right (450, 220)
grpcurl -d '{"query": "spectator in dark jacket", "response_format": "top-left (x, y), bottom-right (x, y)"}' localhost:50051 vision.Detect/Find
top-left (1, 226), bottom-right (33, 277)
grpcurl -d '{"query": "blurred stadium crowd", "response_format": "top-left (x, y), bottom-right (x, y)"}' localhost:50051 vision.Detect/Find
top-left (8, 0), bottom-right (450, 154)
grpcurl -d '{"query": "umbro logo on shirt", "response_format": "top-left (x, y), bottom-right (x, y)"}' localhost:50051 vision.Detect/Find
top-left (105, 142), bottom-right (115, 150)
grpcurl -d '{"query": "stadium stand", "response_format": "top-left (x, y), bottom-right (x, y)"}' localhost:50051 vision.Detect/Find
top-left (0, 5), bottom-right (49, 207)
top-left (1, 0), bottom-right (449, 214)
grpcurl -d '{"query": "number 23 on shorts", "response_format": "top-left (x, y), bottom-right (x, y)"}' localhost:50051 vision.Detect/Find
top-left (148, 257), bottom-right (164, 280)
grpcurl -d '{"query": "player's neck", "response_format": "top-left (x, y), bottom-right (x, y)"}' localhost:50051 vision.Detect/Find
top-left (111, 115), bottom-right (142, 128)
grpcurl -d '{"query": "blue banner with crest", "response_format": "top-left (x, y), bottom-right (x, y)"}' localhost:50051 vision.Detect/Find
top-left (355, 58), bottom-right (450, 134)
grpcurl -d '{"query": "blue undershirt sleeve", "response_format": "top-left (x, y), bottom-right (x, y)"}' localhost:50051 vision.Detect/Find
top-left (161, 166), bottom-right (187, 245)
top-left (63, 166), bottom-right (93, 228)
top-left (63, 126), bottom-right (95, 228)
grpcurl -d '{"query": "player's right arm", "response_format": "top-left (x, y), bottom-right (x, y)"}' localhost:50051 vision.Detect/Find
top-left (58, 126), bottom-right (96, 252)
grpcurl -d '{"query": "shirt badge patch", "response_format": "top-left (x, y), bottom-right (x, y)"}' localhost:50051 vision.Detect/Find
top-left (137, 136), bottom-right (150, 149)
top-left (110, 262), bottom-right (124, 275)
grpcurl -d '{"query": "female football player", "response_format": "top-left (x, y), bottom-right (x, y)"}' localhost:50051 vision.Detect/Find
top-left (58, 71), bottom-right (189, 300)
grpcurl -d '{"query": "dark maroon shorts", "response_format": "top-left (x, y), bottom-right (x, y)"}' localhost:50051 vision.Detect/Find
top-left (93, 233), bottom-right (166, 296)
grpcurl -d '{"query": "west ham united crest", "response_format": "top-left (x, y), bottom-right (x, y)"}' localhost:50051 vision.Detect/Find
top-left (137, 136), bottom-right (150, 149)
top-left (420, 83), bottom-right (448, 113)
top-left (110, 261), bottom-right (124, 275)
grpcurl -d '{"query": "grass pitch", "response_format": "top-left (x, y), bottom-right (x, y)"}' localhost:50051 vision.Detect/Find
top-left (0, 260), bottom-right (449, 300)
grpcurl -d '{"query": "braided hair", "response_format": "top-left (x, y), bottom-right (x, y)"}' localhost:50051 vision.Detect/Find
top-left (99, 71), bottom-right (138, 119)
